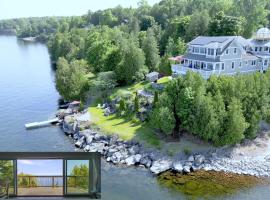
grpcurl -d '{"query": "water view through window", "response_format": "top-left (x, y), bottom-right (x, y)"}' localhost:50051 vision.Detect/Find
top-left (17, 159), bottom-right (63, 196)
top-left (66, 160), bottom-right (90, 195)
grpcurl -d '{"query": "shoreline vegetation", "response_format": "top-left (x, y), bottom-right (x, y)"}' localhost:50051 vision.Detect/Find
top-left (59, 108), bottom-right (270, 177)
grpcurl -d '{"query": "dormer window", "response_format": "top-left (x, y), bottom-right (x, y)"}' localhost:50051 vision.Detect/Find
top-left (255, 47), bottom-right (258, 51)
top-left (199, 48), bottom-right (206, 54)
top-left (234, 48), bottom-right (237, 54)
top-left (194, 47), bottom-right (200, 53)
top-left (207, 48), bottom-right (214, 56)
top-left (225, 49), bottom-right (229, 55)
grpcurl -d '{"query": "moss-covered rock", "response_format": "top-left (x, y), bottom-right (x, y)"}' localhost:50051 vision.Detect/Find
top-left (158, 170), bottom-right (267, 199)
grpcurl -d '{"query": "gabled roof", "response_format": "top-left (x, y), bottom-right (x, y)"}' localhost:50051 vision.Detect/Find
top-left (189, 36), bottom-right (248, 49)
top-left (248, 38), bottom-right (270, 47)
top-left (242, 53), bottom-right (258, 60)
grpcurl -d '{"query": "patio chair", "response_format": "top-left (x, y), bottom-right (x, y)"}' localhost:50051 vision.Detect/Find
top-left (0, 180), bottom-right (9, 199)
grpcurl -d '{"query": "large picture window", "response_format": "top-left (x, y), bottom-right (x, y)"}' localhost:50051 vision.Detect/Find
top-left (66, 160), bottom-right (90, 195)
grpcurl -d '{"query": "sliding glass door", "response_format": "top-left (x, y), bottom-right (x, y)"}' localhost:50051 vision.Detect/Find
top-left (65, 160), bottom-right (90, 195)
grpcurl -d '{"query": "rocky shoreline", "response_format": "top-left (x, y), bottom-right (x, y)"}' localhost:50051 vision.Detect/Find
top-left (60, 111), bottom-right (270, 177)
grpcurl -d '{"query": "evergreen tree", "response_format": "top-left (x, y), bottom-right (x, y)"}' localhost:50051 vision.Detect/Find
top-left (142, 29), bottom-right (160, 71)
top-left (134, 94), bottom-right (139, 113)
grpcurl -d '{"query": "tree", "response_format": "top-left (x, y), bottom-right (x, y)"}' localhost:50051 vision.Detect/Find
top-left (159, 55), bottom-right (172, 76)
top-left (92, 71), bottom-right (117, 94)
top-left (134, 94), bottom-right (139, 113)
top-left (56, 58), bottom-right (88, 101)
top-left (231, 0), bottom-right (269, 38)
top-left (68, 164), bottom-right (89, 190)
top-left (140, 15), bottom-right (156, 31)
top-left (209, 11), bottom-right (245, 36)
top-left (142, 29), bottom-right (160, 71)
top-left (153, 91), bottom-right (158, 107)
top-left (222, 98), bottom-right (248, 145)
top-left (165, 37), bottom-right (186, 56)
top-left (150, 107), bottom-right (175, 135)
top-left (186, 10), bottom-right (210, 41)
top-left (0, 161), bottom-right (13, 182)
top-left (119, 99), bottom-right (126, 113)
top-left (116, 37), bottom-right (147, 84)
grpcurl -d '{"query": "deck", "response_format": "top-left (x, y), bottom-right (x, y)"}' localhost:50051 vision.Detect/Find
top-left (17, 187), bottom-right (87, 196)
top-left (18, 187), bottom-right (63, 196)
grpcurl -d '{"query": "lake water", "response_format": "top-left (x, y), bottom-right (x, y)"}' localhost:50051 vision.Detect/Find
top-left (0, 35), bottom-right (269, 200)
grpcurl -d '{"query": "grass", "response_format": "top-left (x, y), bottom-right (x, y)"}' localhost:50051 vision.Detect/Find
top-left (109, 81), bottom-right (154, 100)
top-left (157, 76), bottom-right (171, 84)
top-left (88, 106), bottom-right (161, 148)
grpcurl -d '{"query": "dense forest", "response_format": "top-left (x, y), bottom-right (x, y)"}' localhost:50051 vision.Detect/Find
top-left (1, 0), bottom-right (270, 145)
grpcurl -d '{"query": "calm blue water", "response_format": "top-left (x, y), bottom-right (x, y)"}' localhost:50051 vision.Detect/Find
top-left (0, 35), bottom-right (73, 151)
top-left (0, 35), bottom-right (269, 200)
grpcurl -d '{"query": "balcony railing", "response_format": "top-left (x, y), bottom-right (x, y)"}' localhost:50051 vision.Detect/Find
top-left (17, 176), bottom-right (88, 188)
top-left (172, 64), bottom-right (216, 79)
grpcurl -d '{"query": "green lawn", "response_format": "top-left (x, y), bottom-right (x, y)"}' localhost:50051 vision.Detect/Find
top-left (109, 81), bottom-right (154, 100)
top-left (157, 76), bottom-right (171, 84)
top-left (88, 106), bottom-right (160, 147)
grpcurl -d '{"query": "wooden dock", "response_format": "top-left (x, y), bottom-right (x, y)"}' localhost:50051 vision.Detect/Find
top-left (25, 118), bottom-right (59, 129)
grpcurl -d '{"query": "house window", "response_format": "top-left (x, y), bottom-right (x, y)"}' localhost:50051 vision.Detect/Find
top-left (259, 47), bottom-right (262, 52)
top-left (194, 47), bottom-right (200, 53)
top-left (264, 47), bottom-right (269, 52)
top-left (255, 47), bottom-right (258, 52)
top-left (239, 62), bottom-right (242, 68)
top-left (208, 48), bottom-right (214, 56)
top-left (245, 61), bottom-right (248, 65)
top-left (264, 60), bottom-right (268, 66)
top-left (232, 62), bottom-right (235, 69)
top-left (200, 48), bottom-right (206, 54)
top-left (225, 49), bottom-right (229, 54)
top-left (207, 63), bottom-right (213, 70)
top-left (252, 60), bottom-right (256, 66)
top-left (234, 48), bottom-right (237, 54)
top-left (221, 63), bottom-right (225, 70)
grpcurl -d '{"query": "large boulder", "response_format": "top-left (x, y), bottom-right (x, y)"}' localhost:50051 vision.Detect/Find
top-left (75, 136), bottom-right (85, 148)
top-left (187, 155), bottom-right (194, 162)
top-left (89, 143), bottom-right (106, 153)
top-left (111, 152), bottom-right (123, 164)
top-left (125, 154), bottom-right (142, 166)
top-left (194, 155), bottom-right (205, 166)
top-left (150, 159), bottom-right (172, 174)
top-left (62, 116), bottom-right (79, 135)
top-left (172, 161), bottom-right (183, 172)
top-left (128, 145), bottom-right (140, 155)
top-left (140, 156), bottom-right (152, 168)
top-left (183, 165), bottom-right (191, 173)
top-left (125, 156), bottom-right (136, 166)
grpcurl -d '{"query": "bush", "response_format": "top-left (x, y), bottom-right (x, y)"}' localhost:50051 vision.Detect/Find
top-left (183, 147), bottom-right (191, 156)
